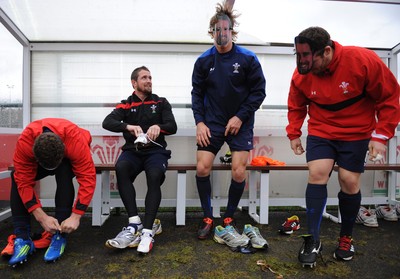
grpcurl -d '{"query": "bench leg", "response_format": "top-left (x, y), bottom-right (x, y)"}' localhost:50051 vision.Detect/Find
top-left (248, 170), bottom-right (259, 223)
top-left (101, 171), bottom-right (111, 223)
top-left (258, 171), bottom-right (269, 224)
top-left (176, 171), bottom-right (186, 226)
top-left (92, 172), bottom-right (103, 226)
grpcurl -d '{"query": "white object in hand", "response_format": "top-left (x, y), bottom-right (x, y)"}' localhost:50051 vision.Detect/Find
top-left (134, 133), bottom-right (148, 144)
top-left (371, 153), bottom-right (383, 162)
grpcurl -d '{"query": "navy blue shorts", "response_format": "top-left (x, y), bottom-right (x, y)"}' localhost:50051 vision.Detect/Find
top-left (306, 135), bottom-right (369, 173)
top-left (116, 149), bottom-right (171, 173)
top-left (197, 128), bottom-right (253, 155)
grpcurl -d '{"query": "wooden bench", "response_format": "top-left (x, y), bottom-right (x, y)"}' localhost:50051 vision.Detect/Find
top-left (3, 164), bottom-right (400, 226)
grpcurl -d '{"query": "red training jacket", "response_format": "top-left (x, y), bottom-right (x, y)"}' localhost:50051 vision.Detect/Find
top-left (287, 41), bottom-right (400, 144)
top-left (13, 118), bottom-right (96, 215)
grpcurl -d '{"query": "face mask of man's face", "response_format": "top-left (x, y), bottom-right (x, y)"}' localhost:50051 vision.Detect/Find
top-left (213, 19), bottom-right (232, 47)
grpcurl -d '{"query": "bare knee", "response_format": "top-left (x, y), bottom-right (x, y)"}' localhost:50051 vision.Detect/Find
top-left (231, 165), bottom-right (246, 182)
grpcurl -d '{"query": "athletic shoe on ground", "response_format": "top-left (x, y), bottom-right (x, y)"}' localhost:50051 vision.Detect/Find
top-left (374, 205), bottom-right (398, 221)
top-left (44, 232), bottom-right (66, 262)
top-left (137, 232), bottom-right (154, 254)
top-left (8, 238), bottom-right (35, 267)
top-left (223, 217), bottom-right (240, 232)
top-left (1, 234), bottom-right (16, 256)
top-left (355, 206), bottom-right (378, 227)
top-left (106, 219), bottom-right (161, 249)
top-left (152, 219), bottom-right (163, 235)
top-left (214, 225), bottom-right (250, 251)
top-left (298, 235), bottom-right (322, 268)
top-left (198, 217), bottom-right (213, 240)
top-left (395, 203), bottom-right (400, 217)
top-left (219, 150), bottom-right (232, 164)
top-left (105, 227), bottom-right (141, 249)
top-left (242, 224), bottom-right (269, 249)
top-left (279, 215), bottom-right (301, 235)
top-left (333, 235), bottom-right (355, 261)
top-left (32, 231), bottom-right (53, 249)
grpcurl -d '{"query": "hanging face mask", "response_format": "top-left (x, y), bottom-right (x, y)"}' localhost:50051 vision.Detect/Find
top-left (213, 16), bottom-right (232, 47)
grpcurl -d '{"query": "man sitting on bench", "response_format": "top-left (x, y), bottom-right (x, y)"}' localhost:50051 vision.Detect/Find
top-left (102, 66), bottom-right (177, 254)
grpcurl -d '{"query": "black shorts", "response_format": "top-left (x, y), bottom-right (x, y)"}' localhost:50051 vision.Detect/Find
top-left (306, 135), bottom-right (369, 173)
top-left (197, 128), bottom-right (253, 155)
top-left (116, 149), bottom-right (171, 173)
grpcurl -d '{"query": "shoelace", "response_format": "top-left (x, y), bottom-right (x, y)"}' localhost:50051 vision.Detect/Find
top-left (50, 234), bottom-right (64, 249)
top-left (225, 226), bottom-right (242, 239)
top-left (283, 221), bottom-right (297, 229)
top-left (338, 236), bottom-right (352, 250)
top-left (118, 228), bottom-right (136, 239)
top-left (251, 227), bottom-right (264, 240)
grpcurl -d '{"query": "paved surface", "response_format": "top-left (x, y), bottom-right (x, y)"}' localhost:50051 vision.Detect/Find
top-left (0, 208), bottom-right (399, 279)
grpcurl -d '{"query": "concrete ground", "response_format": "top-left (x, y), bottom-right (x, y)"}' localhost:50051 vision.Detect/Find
top-left (0, 208), bottom-right (399, 279)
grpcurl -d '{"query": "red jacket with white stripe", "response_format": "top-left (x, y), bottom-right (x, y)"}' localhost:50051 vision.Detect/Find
top-left (286, 41), bottom-right (400, 144)
top-left (13, 118), bottom-right (96, 215)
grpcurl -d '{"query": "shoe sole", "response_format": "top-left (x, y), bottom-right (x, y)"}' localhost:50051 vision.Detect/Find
top-left (198, 234), bottom-right (210, 240)
top-left (362, 222), bottom-right (379, 227)
top-left (333, 253), bottom-right (353, 261)
top-left (301, 262), bottom-right (317, 268)
top-left (105, 240), bottom-right (139, 249)
top-left (383, 217), bottom-right (398, 221)
top-left (1, 249), bottom-right (13, 256)
top-left (9, 250), bottom-right (35, 267)
top-left (251, 243), bottom-right (269, 249)
top-left (213, 234), bottom-right (250, 249)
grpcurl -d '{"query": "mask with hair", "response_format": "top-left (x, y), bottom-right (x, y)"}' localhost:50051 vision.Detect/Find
top-left (213, 15), bottom-right (232, 46)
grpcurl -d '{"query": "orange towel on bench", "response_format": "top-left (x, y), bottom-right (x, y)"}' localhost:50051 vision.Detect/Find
top-left (251, 156), bottom-right (286, 166)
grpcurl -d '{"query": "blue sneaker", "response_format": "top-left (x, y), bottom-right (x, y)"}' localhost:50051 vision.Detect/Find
top-left (8, 238), bottom-right (35, 267)
top-left (44, 232), bottom-right (66, 262)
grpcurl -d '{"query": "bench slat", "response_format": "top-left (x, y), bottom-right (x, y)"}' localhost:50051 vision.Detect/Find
top-left (9, 163), bottom-right (400, 172)
top-left (93, 163), bottom-right (400, 172)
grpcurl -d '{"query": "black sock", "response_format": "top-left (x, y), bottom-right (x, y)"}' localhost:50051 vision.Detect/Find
top-left (305, 183), bottom-right (327, 242)
top-left (224, 179), bottom-right (245, 218)
top-left (196, 175), bottom-right (212, 218)
top-left (338, 190), bottom-right (361, 237)
top-left (13, 215), bottom-right (31, 240)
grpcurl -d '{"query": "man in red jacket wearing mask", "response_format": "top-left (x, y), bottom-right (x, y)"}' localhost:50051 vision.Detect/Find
top-left (287, 26), bottom-right (400, 267)
top-left (3, 118), bottom-right (96, 267)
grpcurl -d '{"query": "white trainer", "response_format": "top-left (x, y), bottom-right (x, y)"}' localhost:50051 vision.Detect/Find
top-left (152, 219), bottom-right (162, 235)
top-left (137, 232), bottom-right (154, 254)
top-left (355, 206), bottom-right (378, 227)
top-left (395, 203), bottom-right (400, 217)
top-left (105, 227), bottom-right (141, 249)
top-left (374, 205), bottom-right (398, 221)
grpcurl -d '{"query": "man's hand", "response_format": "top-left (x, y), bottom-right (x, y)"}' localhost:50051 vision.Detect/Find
top-left (368, 140), bottom-right (386, 162)
top-left (290, 138), bottom-right (305, 155)
top-left (196, 122), bottom-right (211, 147)
top-left (146, 125), bottom-right (161, 141)
top-left (32, 207), bottom-right (61, 234)
top-left (224, 116), bottom-right (242, 136)
top-left (60, 213), bottom-right (82, 234)
top-left (126, 124), bottom-right (143, 137)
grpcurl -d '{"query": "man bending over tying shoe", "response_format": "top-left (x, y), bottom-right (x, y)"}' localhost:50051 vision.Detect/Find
top-left (6, 118), bottom-right (96, 267)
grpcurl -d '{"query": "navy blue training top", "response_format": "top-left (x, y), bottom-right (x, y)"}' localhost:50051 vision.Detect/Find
top-left (191, 43), bottom-right (266, 133)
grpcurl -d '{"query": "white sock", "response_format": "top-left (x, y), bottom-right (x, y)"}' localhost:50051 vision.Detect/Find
top-left (142, 229), bottom-right (153, 237)
top-left (128, 216), bottom-right (141, 225)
